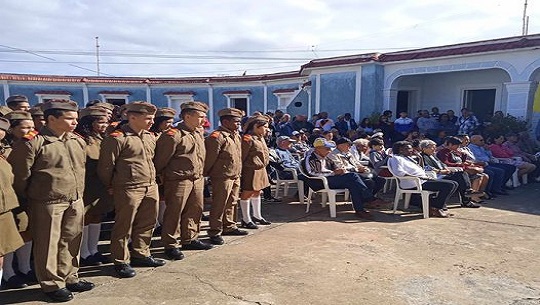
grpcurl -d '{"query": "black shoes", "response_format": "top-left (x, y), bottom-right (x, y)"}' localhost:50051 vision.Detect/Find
top-left (240, 220), bottom-right (258, 229)
top-left (81, 254), bottom-right (101, 266)
top-left (45, 288), bottom-right (73, 302)
top-left (252, 217), bottom-right (272, 225)
top-left (130, 256), bottom-right (167, 267)
top-left (182, 239), bottom-right (214, 250)
top-left (66, 280), bottom-right (95, 292)
top-left (493, 190), bottom-right (509, 196)
top-left (222, 228), bottom-right (249, 236)
top-left (2, 275), bottom-right (28, 289)
top-left (461, 201), bottom-right (481, 208)
top-left (114, 263), bottom-right (136, 278)
top-left (209, 235), bottom-right (224, 245)
top-left (263, 197), bottom-right (281, 203)
top-left (164, 248), bottom-right (185, 260)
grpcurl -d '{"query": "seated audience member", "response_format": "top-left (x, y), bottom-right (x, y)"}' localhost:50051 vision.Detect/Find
top-left (322, 130), bottom-right (334, 141)
top-left (468, 135), bottom-right (515, 195)
top-left (433, 130), bottom-right (447, 146)
top-left (351, 138), bottom-right (371, 164)
top-left (393, 112), bottom-right (415, 140)
top-left (359, 118), bottom-right (374, 134)
top-left (290, 131), bottom-right (310, 155)
top-left (436, 137), bottom-right (488, 203)
top-left (291, 114), bottom-right (314, 133)
top-left (277, 114), bottom-right (294, 137)
top-left (274, 136), bottom-right (309, 198)
top-left (416, 110), bottom-right (439, 136)
top-left (438, 113), bottom-right (457, 135)
top-left (430, 107), bottom-right (441, 119)
top-left (308, 128), bottom-right (323, 145)
top-left (368, 138), bottom-right (390, 176)
top-left (489, 134), bottom-right (537, 177)
top-left (315, 112), bottom-right (334, 131)
top-left (419, 140), bottom-right (482, 208)
top-left (330, 138), bottom-right (387, 202)
top-left (301, 138), bottom-right (385, 220)
top-left (377, 115), bottom-right (393, 144)
top-left (387, 141), bottom-right (458, 217)
top-left (335, 113), bottom-right (358, 136)
top-left (504, 133), bottom-right (540, 181)
top-left (447, 109), bottom-right (458, 125)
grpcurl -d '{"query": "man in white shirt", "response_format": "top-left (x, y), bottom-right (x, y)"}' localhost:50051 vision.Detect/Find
top-left (387, 141), bottom-right (457, 217)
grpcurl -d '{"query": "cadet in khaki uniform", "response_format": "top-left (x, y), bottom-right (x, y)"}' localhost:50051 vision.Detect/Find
top-left (8, 100), bottom-right (94, 303)
top-left (75, 107), bottom-right (112, 266)
top-left (6, 95), bottom-right (31, 112)
top-left (154, 101), bottom-right (213, 260)
top-left (204, 108), bottom-right (248, 245)
top-left (0, 117), bottom-right (25, 288)
top-left (97, 102), bottom-right (165, 279)
top-left (239, 114), bottom-right (272, 229)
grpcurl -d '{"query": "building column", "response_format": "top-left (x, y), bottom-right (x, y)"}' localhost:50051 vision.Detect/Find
top-left (208, 85), bottom-right (214, 129)
top-left (146, 84), bottom-right (152, 103)
top-left (315, 74), bottom-right (321, 114)
top-left (82, 83), bottom-right (89, 105)
top-left (2, 81), bottom-right (10, 104)
top-left (504, 81), bottom-right (535, 119)
top-left (263, 83), bottom-right (268, 113)
top-left (382, 88), bottom-right (398, 114)
top-left (354, 68), bottom-right (362, 121)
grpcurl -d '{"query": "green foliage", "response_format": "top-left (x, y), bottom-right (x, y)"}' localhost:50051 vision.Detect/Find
top-left (483, 114), bottom-right (529, 138)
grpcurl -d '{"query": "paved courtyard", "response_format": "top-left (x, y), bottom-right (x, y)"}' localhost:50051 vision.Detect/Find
top-left (2, 184), bottom-right (540, 305)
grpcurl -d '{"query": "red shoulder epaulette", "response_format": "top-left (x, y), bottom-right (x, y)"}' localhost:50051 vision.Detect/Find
top-left (209, 131), bottom-right (221, 139)
top-left (166, 128), bottom-right (179, 136)
top-left (109, 130), bottom-right (124, 137)
top-left (242, 134), bottom-right (252, 142)
top-left (110, 121), bottom-right (119, 127)
top-left (22, 130), bottom-right (39, 141)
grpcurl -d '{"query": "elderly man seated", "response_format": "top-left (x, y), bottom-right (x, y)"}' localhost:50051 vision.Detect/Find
top-left (330, 138), bottom-right (387, 207)
top-left (388, 141), bottom-right (458, 218)
top-left (301, 138), bottom-right (388, 220)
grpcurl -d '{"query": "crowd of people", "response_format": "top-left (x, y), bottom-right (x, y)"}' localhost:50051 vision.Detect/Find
top-left (1, 95), bottom-right (540, 302)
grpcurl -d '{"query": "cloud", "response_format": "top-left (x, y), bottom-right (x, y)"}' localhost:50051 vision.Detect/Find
top-left (0, 0), bottom-right (538, 77)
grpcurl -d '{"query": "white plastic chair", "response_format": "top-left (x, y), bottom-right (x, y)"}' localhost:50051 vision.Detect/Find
top-left (274, 168), bottom-right (305, 204)
top-left (387, 166), bottom-right (437, 219)
top-left (298, 164), bottom-right (349, 218)
top-left (378, 166), bottom-right (396, 193)
top-left (494, 157), bottom-right (528, 187)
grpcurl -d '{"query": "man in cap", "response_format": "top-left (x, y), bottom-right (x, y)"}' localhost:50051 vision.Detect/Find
top-left (154, 101), bottom-right (213, 260)
top-left (204, 108), bottom-right (248, 245)
top-left (98, 101), bottom-right (166, 279)
top-left (301, 138), bottom-right (376, 220)
top-left (0, 106), bottom-right (12, 117)
top-left (29, 103), bottom-right (46, 130)
top-left (8, 99), bottom-right (94, 302)
top-left (6, 95), bottom-right (30, 112)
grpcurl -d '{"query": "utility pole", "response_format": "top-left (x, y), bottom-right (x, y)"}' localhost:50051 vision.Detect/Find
top-left (95, 36), bottom-right (101, 76)
top-left (522, 0), bottom-right (529, 36)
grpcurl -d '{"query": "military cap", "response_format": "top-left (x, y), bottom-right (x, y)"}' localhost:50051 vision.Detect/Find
top-left (155, 107), bottom-right (177, 118)
top-left (93, 102), bottom-right (115, 111)
top-left (80, 106), bottom-right (109, 118)
top-left (41, 99), bottom-right (79, 112)
top-left (217, 107), bottom-right (243, 118)
top-left (29, 104), bottom-right (44, 116)
top-left (125, 101), bottom-right (157, 114)
top-left (6, 95), bottom-right (28, 104)
top-left (0, 117), bottom-right (9, 131)
top-left (243, 114), bottom-right (270, 132)
top-left (4, 111), bottom-right (32, 121)
top-left (0, 106), bottom-right (12, 116)
top-left (180, 101), bottom-right (209, 113)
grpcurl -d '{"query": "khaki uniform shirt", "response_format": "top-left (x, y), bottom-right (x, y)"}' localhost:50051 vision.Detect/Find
top-left (241, 134), bottom-right (269, 170)
top-left (204, 126), bottom-right (242, 179)
top-left (154, 122), bottom-right (205, 181)
top-left (0, 157), bottom-right (19, 213)
top-left (98, 125), bottom-right (157, 188)
top-left (8, 127), bottom-right (86, 204)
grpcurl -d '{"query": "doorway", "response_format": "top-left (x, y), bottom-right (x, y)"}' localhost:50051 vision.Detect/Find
top-left (463, 89), bottom-right (496, 121)
top-left (396, 91), bottom-right (409, 114)
top-left (232, 98), bottom-right (247, 114)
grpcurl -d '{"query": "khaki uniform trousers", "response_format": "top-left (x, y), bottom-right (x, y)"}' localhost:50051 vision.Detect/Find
top-left (161, 178), bottom-right (204, 248)
top-left (208, 177), bottom-right (240, 237)
top-left (111, 184), bottom-right (158, 265)
top-left (29, 199), bottom-right (84, 293)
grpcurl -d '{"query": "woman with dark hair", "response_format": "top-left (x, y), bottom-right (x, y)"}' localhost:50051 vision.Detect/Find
top-left (239, 115), bottom-right (272, 229)
top-left (1, 112), bottom-right (34, 289)
top-left (150, 107), bottom-right (176, 136)
top-left (436, 136), bottom-right (488, 203)
top-left (359, 118), bottom-right (374, 134)
top-left (438, 113), bottom-right (457, 135)
top-left (74, 107), bottom-right (112, 266)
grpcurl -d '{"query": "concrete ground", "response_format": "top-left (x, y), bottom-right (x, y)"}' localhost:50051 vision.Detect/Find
top-left (1, 183), bottom-right (540, 305)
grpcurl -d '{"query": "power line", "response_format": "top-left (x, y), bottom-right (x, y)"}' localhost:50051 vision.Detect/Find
top-left (0, 59), bottom-right (308, 65)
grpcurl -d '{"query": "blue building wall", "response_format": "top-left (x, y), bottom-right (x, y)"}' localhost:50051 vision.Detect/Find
top-left (8, 84), bottom-right (85, 107)
top-left (319, 72), bottom-right (356, 119)
top-left (266, 83), bottom-right (301, 112)
top-left (287, 90), bottom-right (308, 116)
top-left (360, 64), bottom-right (385, 117)
top-left (0, 87), bottom-right (4, 104)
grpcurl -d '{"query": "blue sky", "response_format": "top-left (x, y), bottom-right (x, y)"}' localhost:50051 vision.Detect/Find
top-left (0, 0), bottom-right (538, 77)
